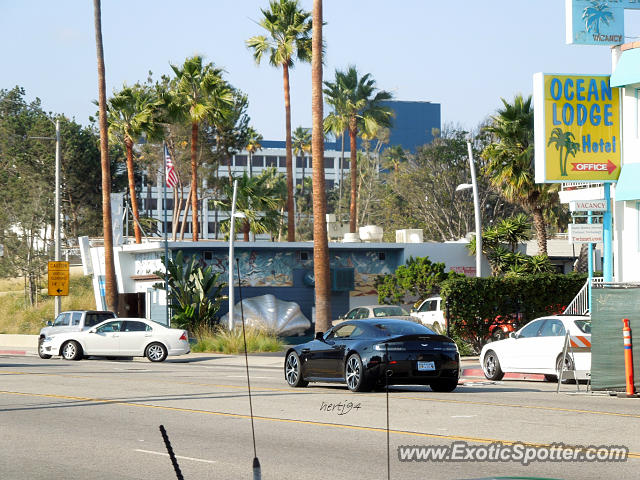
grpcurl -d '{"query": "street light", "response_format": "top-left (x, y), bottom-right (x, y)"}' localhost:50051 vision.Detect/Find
top-left (455, 141), bottom-right (482, 277)
top-left (227, 179), bottom-right (246, 330)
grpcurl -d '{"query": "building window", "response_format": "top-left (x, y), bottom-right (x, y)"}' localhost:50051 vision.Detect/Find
top-left (325, 179), bottom-right (335, 190)
top-left (378, 252), bottom-right (386, 261)
top-left (296, 156), bottom-right (304, 168)
top-left (636, 89), bottom-right (640, 139)
top-left (324, 157), bottom-right (334, 169)
top-left (296, 179), bottom-right (303, 186)
top-left (164, 222), bottom-right (172, 234)
top-left (144, 198), bottom-right (157, 210)
top-left (299, 251), bottom-right (309, 261)
top-left (204, 251), bottom-right (214, 261)
top-left (208, 222), bottom-right (217, 236)
top-left (279, 156), bottom-right (288, 168)
top-left (342, 159), bottom-right (349, 169)
top-left (162, 199), bottom-right (174, 210)
top-left (235, 155), bottom-right (247, 166)
top-left (252, 155), bottom-right (264, 167)
top-left (265, 155), bottom-right (277, 167)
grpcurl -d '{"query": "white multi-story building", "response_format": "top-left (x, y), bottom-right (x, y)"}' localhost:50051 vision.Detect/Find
top-left (129, 145), bottom-right (350, 240)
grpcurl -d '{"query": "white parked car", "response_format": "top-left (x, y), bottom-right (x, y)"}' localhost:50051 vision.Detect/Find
top-left (40, 318), bottom-right (190, 362)
top-left (480, 315), bottom-right (591, 381)
top-left (332, 305), bottom-right (411, 326)
top-left (410, 296), bottom-right (446, 332)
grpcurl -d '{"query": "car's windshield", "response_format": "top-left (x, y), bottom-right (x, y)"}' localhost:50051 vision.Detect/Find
top-left (574, 319), bottom-right (591, 334)
top-left (372, 306), bottom-right (409, 317)
top-left (372, 321), bottom-right (435, 337)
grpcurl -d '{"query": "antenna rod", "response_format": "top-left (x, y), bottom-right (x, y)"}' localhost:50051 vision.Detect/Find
top-left (236, 258), bottom-right (261, 479)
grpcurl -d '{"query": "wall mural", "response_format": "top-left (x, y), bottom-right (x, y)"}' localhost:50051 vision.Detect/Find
top-left (136, 248), bottom-right (400, 295)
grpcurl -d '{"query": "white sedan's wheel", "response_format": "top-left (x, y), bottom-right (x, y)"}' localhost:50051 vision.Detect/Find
top-left (61, 341), bottom-right (82, 361)
top-left (146, 342), bottom-right (167, 362)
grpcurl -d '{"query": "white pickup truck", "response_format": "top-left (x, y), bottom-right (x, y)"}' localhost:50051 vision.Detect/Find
top-left (38, 310), bottom-right (116, 359)
top-left (410, 296), bottom-right (446, 333)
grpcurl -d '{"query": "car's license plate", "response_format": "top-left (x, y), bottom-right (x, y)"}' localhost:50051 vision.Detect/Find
top-left (417, 361), bottom-right (435, 371)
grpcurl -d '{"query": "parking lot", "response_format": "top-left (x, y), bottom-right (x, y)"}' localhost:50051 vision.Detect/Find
top-left (1, 353), bottom-right (638, 480)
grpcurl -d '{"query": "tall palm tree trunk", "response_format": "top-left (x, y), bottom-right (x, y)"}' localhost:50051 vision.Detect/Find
top-left (283, 63), bottom-right (295, 241)
top-left (532, 206), bottom-right (548, 255)
top-left (124, 139), bottom-right (142, 243)
top-left (93, 0), bottom-right (117, 312)
top-left (190, 121), bottom-right (199, 241)
top-left (312, 0), bottom-right (331, 332)
top-left (348, 120), bottom-right (358, 233)
top-left (338, 131), bottom-right (345, 222)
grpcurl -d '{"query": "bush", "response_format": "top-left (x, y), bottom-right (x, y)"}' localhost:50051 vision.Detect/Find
top-left (440, 273), bottom-right (587, 353)
top-left (191, 325), bottom-right (283, 354)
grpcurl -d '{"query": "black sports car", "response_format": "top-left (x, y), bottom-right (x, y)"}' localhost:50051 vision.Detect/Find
top-left (284, 318), bottom-right (460, 392)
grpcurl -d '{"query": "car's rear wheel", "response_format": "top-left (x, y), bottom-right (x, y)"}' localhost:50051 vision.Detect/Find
top-left (544, 374), bottom-right (558, 382)
top-left (430, 378), bottom-right (458, 392)
top-left (482, 350), bottom-right (504, 381)
top-left (145, 342), bottom-right (167, 362)
top-left (284, 351), bottom-right (308, 387)
top-left (556, 354), bottom-right (575, 383)
top-left (38, 337), bottom-right (52, 359)
top-left (61, 341), bottom-right (82, 361)
top-left (345, 353), bottom-right (370, 392)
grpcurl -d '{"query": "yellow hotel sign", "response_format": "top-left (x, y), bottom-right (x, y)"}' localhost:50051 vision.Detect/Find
top-left (534, 73), bottom-right (620, 183)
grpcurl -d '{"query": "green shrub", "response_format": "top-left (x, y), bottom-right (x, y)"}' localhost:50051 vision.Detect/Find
top-left (440, 273), bottom-right (587, 353)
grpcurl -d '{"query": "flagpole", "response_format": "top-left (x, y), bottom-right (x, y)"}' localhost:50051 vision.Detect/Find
top-left (163, 142), bottom-right (170, 327)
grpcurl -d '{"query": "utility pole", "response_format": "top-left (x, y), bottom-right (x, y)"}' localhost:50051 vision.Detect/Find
top-left (54, 119), bottom-right (61, 317)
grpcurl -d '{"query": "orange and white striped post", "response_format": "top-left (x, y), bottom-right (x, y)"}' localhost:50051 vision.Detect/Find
top-left (622, 318), bottom-right (636, 396)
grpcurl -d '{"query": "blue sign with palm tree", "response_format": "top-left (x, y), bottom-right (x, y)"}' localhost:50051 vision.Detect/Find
top-left (566, 0), bottom-right (640, 45)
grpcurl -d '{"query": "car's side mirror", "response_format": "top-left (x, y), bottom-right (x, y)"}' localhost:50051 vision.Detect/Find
top-left (338, 314), bottom-right (344, 320)
top-left (46, 320), bottom-right (53, 326)
top-left (89, 328), bottom-right (97, 334)
top-left (315, 331), bottom-right (324, 341)
top-left (509, 332), bottom-right (517, 339)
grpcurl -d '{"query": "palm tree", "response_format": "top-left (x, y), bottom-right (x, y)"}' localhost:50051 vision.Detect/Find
top-left (582, 1), bottom-right (614, 34)
top-left (106, 84), bottom-right (158, 244)
top-left (323, 66), bottom-right (393, 233)
top-left (292, 126), bottom-right (311, 199)
top-left (247, 0), bottom-right (312, 242)
top-left (92, 0), bottom-right (117, 312)
top-left (547, 128), bottom-right (580, 177)
top-left (382, 145), bottom-right (407, 174)
top-left (483, 94), bottom-right (558, 255)
top-left (323, 110), bottom-right (348, 222)
top-left (166, 56), bottom-right (233, 241)
top-left (311, 0), bottom-right (331, 333)
top-left (216, 169), bottom-right (285, 241)
top-left (245, 127), bottom-right (263, 177)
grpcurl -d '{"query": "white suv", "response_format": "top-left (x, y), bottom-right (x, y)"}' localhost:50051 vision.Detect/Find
top-left (411, 296), bottom-right (446, 333)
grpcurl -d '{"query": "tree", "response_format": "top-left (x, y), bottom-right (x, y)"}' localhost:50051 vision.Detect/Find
top-left (247, 0), bottom-right (312, 241)
top-left (323, 66), bottom-right (393, 233)
top-left (292, 125), bottom-right (311, 212)
top-left (166, 56), bottom-right (233, 241)
top-left (323, 104), bottom-right (349, 223)
top-left (483, 95), bottom-right (559, 255)
top-left (245, 127), bottom-right (263, 178)
top-left (375, 256), bottom-right (453, 305)
top-left (106, 84), bottom-right (158, 243)
top-left (93, 0), bottom-right (118, 312)
top-left (382, 145), bottom-right (407, 175)
top-left (311, 0), bottom-right (331, 332)
top-left (215, 169), bottom-right (285, 241)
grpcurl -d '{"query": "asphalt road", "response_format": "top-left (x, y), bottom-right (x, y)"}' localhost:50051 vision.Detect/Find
top-left (1, 354), bottom-right (639, 480)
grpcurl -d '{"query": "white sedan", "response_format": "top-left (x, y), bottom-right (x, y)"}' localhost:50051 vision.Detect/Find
top-left (40, 318), bottom-right (190, 362)
top-left (480, 315), bottom-right (591, 381)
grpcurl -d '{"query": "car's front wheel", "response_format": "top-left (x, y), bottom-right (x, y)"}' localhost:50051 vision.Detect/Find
top-left (145, 342), bottom-right (167, 362)
top-left (38, 337), bottom-right (52, 359)
top-left (61, 341), bottom-right (82, 361)
top-left (345, 353), bottom-right (370, 392)
top-left (284, 351), bottom-right (308, 387)
top-left (482, 350), bottom-right (504, 381)
top-left (556, 354), bottom-right (575, 383)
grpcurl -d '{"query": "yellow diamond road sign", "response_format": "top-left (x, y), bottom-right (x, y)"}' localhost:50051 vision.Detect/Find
top-left (48, 261), bottom-right (69, 296)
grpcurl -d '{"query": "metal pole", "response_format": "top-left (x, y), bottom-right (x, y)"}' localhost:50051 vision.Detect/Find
top-left (467, 141), bottom-right (482, 277)
top-left (163, 143), bottom-right (170, 327)
top-left (603, 183), bottom-right (613, 282)
top-left (588, 210), bottom-right (593, 314)
top-left (228, 179), bottom-right (238, 330)
top-left (54, 119), bottom-right (61, 318)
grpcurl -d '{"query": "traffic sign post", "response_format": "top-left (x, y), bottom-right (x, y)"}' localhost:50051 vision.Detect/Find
top-left (48, 261), bottom-right (69, 296)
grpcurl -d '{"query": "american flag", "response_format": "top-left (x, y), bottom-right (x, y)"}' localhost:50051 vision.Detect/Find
top-left (164, 144), bottom-right (179, 188)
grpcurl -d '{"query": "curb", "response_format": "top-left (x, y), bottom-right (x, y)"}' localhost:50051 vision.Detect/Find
top-left (461, 367), bottom-right (545, 381)
top-left (0, 349), bottom-right (27, 355)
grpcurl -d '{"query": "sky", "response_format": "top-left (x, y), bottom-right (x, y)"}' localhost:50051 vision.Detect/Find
top-left (1, 1), bottom-right (638, 142)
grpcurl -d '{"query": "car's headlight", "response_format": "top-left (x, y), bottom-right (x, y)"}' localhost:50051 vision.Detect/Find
top-left (43, 337), bottom-right (53, 342)
top-left (374, 343), bottom-right (406, 351)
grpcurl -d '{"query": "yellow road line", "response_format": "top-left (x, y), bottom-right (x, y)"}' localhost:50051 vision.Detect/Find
top-left (1, 389), bottom-right (639, 460)
top-left (3, 369), bottom-right (640, 419)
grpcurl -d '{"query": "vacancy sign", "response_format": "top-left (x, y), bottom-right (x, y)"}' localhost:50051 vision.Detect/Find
top-left (569, 224), bottom-right (603, 244)
top-left (48, 261), bottom-right (69, 296)
top-left (534, 73), bottom-right (620, 183)
top-left (569, 200), bottom-right (607, 212)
